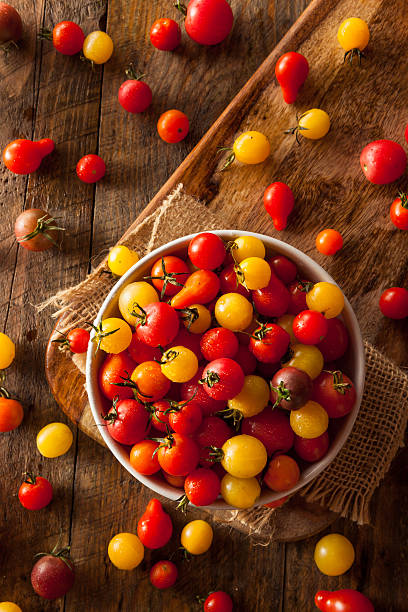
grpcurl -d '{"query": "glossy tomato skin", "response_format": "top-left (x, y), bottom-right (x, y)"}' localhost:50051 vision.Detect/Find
top-left (316, 229), bottom-right (343, 255)
top-left (293, 310), bottom-right (328, 345)
top-left (184, 0), bottom-right (233, 46)
top-left (127, 333), bottom-right (162, 364)
top-left (14, 209), bottom-right (60, 252)
top-left (18, 475), bottom-right (53, 510)
top-left (204, 590), bottom-right (233, 612)
top-left (316, 317), bottom-right (349, 362)
top-left (184, 467), bottom-right (221, 506)
top-left (315, 589), bottom-right (374, 612)
top-left (269, 254), bottom-right (297, 283)
top-left (99, 352), bottom-right (136, 401)
top-left (263, 182), bottom-right (295, 230)
top-left (0, 3), bottom-right (23, 43)
top-left (76, 154), bottom-right (106, 183)
top-left (3, 138), bottom-right (54, 174)
top-left (312, 371), bottom-right (356, 418)
top-left (390, 194), bottom-right (408, 230)
top-left (195, 416), bottom-right (232, 466)
top-left (188, 232), bottom-right (226, 270)
top-left (200, 327), bottom-right (238, 361)
top-left (201, 358), bottom-right (244, 400)
top-left (66, 328), bottom-right (90, 353)
top-left (234, 344), bottom-right (257, 375)
top-left (118, 79), bottom-right (152, 113)
top-left (249, 323), bottom-right (290, 363)
top-left (294, 431), bottom-right (329, 462)
top-left (0, 397), bottom-right (24, 432)
top-left (168, 400), bottom-right (203, 434)
top-left (180, 366), bottom-right (226, 416)
top-left (275, 52), bottom-right (309, 103)
top-left (360, 139), bottom-right (407, 184)
top-left (241, 408), bottom-right (294, 456)
top-left (157, 109), bottom-right (189, 143)
top-left (156, 433), bottom-right (200, 476)
top-left (136, 302), bottom-right (179, 347)
top-left (137, 498), bottom-right (173, 549)
top-left (105, 398), bottom-right (150, 445)
top-left (171, 270), bottom-right (220, 309)
top-left (170, 327), bottom-right (203, 364)
top-left (150, 255), bottom-right (190, 297)
top-left (149, 560), bottom-right (178, 589)
top-left (287, 279), bottom-right (312, 315)
top-left (379, 287), bottom-right (408, 319)
top-left (131, 360), bottom-right (171, 402)
top-left (150, 18), bottom-right (181, 50)
top-left (52, 21), bottom-right (84, 54)
top-left (270, 366), bottom-right (312, 410)
top-left (31, 554), bottom-right (75, 600)
top-left (219, 263), bottom-right (251, 297)
top-left (129, 439), bottom-right (160, 475)
top-left (252, 270), bottom-right (290, 317)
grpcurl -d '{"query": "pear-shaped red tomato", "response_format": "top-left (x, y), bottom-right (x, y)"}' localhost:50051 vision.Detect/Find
top-left (137, 498), bottom-right (173, 549)
top-left (275, 52), bottom-right (309, 104)
top-left (315, 589), bottom-right (374, 612)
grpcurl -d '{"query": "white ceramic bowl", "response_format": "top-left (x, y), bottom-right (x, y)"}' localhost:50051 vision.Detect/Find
top-left (86, 230), bottom-right (365, 509)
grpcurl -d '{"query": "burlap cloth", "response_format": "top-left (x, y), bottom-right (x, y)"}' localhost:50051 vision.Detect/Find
top-left (41, 185), bottom-right (408, 531)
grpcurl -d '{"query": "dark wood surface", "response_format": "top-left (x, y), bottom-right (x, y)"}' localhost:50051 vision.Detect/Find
top-left (1, 1), bottom-right (407, 611)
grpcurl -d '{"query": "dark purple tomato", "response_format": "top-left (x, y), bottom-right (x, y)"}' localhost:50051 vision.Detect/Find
top-left (31, 551), bottom-right (75, 600)
top-left (270, 366), bottom-right (312, 410)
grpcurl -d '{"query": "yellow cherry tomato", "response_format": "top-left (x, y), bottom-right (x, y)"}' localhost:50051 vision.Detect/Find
top-left (181, 520), bottom-right (213, 555)
top-left (36, 422), bottom-right (73, 458)
top-left (83, 31), bottom-right (113, 64)
top-left (182, 304), bottom-right (211, 334)
top-left (239, 257), bottom-right (271, 290)
top-left (337, 17), bottom-right (369, 53)
top-left (232, 131), bottom-right (270, 165)
top-left (118, 281), bottom-right (159, 326)
top-left (221, 434), bottom-right (267, 478)
top-left (298, 109), bottom-right (330, 140)
top-left (230, 236), bottom-right (266, 263)
top-left (0, 332), bottom-right (15, 369)
top-left (0, 604), bottom-right (22, 612)
top-left (314, 533), bottom-right (355, 576)
top-left (215, 293), bottom-right (253, 331)
top-left (220, 474), bottom-right (261, 509)
top-left (290, 400), bottom-right (329, 438)
top-left (284, 343), bottom-right (324, 380)
top-left (108, 246), bottom-right (139, 277)
top-left (277, 314), bottom-right (297, 344)
top-left (94, 317), bottom-right (132, 354)
top-left (227, 375), bottom-right (270, 419)
top-left (306, 282), bottom-right (345, 319)
top-left (160, 346), bottom-right (198, 383)
top-left (108, 532), bottom-right (144, 570)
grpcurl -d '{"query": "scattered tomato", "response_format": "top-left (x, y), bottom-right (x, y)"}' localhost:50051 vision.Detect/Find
top-left (390, 192), bottom-right (408, 230)
top-left (157, 109), bottom-right (189, 143)
top-left (275, 51), bottom-right (309, 103)
top-left (150, 560), bottom-right (178, 589)
top-left (314, 533), bottom-right (355, 576)
top-left (178, 0), bottom-right (233, 46)
top-left (18, 474), bottom-right (53, 510)
top-left (31, 547), bottom-right (75, 599)
top-left (204, 590), bottom-right (233, 612)
top-left (0, 390), bottom-right (23, 432)
top-left (286, 109), bottom-right (330, 142)
top-left (0, 2), bottom-right (22, 47)
top-left (337, 17), bottom-right (370, 64)
top-left (53, 327), bottom-right (90, 354)
top-left (14, 208), bottom-right (63, 251)
top-left (118, 66), bottom-right (152, 113)
top-left (76, 154), bottom-right (106, 183)
top-left (360, 140), bottom-right (407, 184)
top-left (379, 286), bottom-right (408, 319)
top-left (315, 589), bottom-right (374, 612)
top-left (137, 498), bottom-right (173, 549)
top-left (36, 422), bottom-right (73, 458)
top-left (3, 138), bottom-right (54, 174)
top-left (316, 229), bottom-right (343, 255)
top-left (82, 30), bottom-right (113, 64)
top-left (108, 532), bottom-right (144, 570)
top-left (181, 519), bottom-right (213, 554)
top-left (0, 332), bottom-right (15, 369)
top-left (40, 21), bottom-right (84, 55)
top-left (150, 18), bottom-right (181, 50)
top-left (222, 131), bottom-right (270, 169)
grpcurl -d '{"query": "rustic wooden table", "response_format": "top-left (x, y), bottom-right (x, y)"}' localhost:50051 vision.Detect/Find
top-left (0, 1), bottom-right (407, 611)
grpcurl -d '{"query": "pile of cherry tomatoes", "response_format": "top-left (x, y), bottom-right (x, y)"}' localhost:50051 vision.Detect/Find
top-left (94, 232), bottom-right (357, 511)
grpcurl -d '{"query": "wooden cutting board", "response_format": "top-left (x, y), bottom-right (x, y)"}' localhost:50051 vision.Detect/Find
top-left (45, 0), bottom-right (408, 539)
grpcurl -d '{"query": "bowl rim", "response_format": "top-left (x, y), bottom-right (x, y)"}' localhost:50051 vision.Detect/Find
top-left (86, 229), bottom-right (365, 509)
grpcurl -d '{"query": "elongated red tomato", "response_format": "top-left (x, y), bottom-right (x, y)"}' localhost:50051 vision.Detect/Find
top-left (315, 589), bottom-right (374, 612)
top-left (3, 138), bottom-right (54, 174)
top-left (137, 498), bottom-right (173, 549)
top-left (263, 182), bottom-right (295, 230)
top-left (275, 52), bottom-right (309, 104)
top-left (170, 270), bottom-right (220, 309)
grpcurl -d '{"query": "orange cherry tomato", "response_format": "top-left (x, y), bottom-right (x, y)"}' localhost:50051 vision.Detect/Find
top-left (0, 392), bottom-right (24, 432)
top-left (315, 229), bottom-right (343, 255)
top-left (131, 361), bottom-right (171, 402)
top-left (264, 455), bottom-right (300, 492)
top-left (170, 270), bottom-right (220, 309)
top-left (157, 110), bottom-right (189, 143)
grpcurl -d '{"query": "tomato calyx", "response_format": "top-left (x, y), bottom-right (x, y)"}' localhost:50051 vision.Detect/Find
top-left (144, 257), bottom-right (186, 299)
top-left (52, 329), bottom-right (72, 350)
top-left (124, 63), bottom-right (146, 82)
top-left (163, 392), bottom-right (197, 415)
top-left (112, 372), bottom-right (153, 400)
top-left (0, 384), bottom-right (11, 399)
top-left (252, 322), bottom-right (274, 342)
top-left (176, 494), bottom-right (190, 513)
top-left (325, 370), bottom-right (352, 395)
top-left (174, 0), bottom-right (187, 17)
top-left (199, 370), bottom-right (221, 388)
top-left (296, 279), bottom-right (315, 293)
top-left (17, 214), bottom-right (65, 248)
top-left (206, 445), bottom-right (224, 463)
top-left (38, 28), bottom-right (53, 41)
top-left (270, 380), bottom-right (292, 408)
top-left (159, 348), bottom-right (179, 365)
top-left (102, 395), bottom-right (121, 424)
top-left (343, 48), bottom-right (365, 66)
top-left (218, 147), bottom-right (235, 171)
top-left (216, 406), bottom-right (242, 430)
top-left (177, 306), bottom-right (199, 329)
top-left (150, 428), bottom-right (176, 455)
top-left (89, 321), bottom-right (120, 353)
top-left (22, 471), bottom-right (38, 485)
top-left (34, 544), bottom-right (73, 569)
top-left (398, 191), bottom-right (408, 209)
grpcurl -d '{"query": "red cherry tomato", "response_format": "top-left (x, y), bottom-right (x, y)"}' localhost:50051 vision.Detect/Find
top-left (76, 154), bottom-right (106, 183)
top-left (3, 138), bottom-right (54, 174)
top-left (241, 408), bottom-right (294, 456)
top-left (316, 317), bottom-right (349, 362)
top-left (294, 431), bottom-right (329, 462)
top-left (157, 109), bottom-right (189, 143)
top-left (180, 366), bottom-right (226, 416)
top-left (183, 467), bottom-right (221, 506)
top-left (127, 333), bottom-right (162, 364)
top-left (137, 498), bottom-right (173, 549)
top-left (263, 181), bottom-right (295, 230)
top-left (293, 310), bottom-right (328, 345)
top-left (170, 326), bottom-right (204, 364)
top-left (379, 286), bottom-right (408, 319)
top-left (98, 352), bottom-right (136, 401)
top-left (155, 432), bottom-right (200, 476)
top-left (18, 474), bottom-right (53, 510)
top-left (31, 549), bottom-right (75, 600)
top-left (129, 439), bottom-right (160, 475)
top-left (0, 392), bottom-right (24, 432)
top-left (315, 589), bottom-right (374, 612)
top-left (269, 254), bottom-right (297, 284)
top-left (360, 139), bottom-right (407, 184)
top-left (188, 232), bottom-right (226, 270)
top-left (150, 18), bottom-right (181, 51)
top-left (312, 370), bottom-right (356, 418)
top-left (390, 192), bottom-right (408, 230)
top-left (168, 399), bottom-right (203, 434)
top-left (252, 270), bottom-right (291, 317)
top-left (118, 68), bottom-right (152, 114)
top-left (234, 344), bottom-right (257, 375)
top-left (316, 229), bottom-right (343, 255)
top-left (204, 590), bottom-right (233, 612)
top-left (219, 263), bottom-right (251, 297)
top-left (150, 399), bottom-right (171, 432)
top-left (181, 0), bottom-right (234, 46)
top-left (149, 255), bottom-right (190, 297)
top-left (170, 269), bottom-right (220, 308)
top-left (275, 52), bottom-right (309, 103)
top-left (195, 416), bottom-right (233, 466)
top-left (200, 327), bottom-right (239, 361)
top-left (0, 3), bottom-right (22, 45)
top-left (136, 302), bottom-right (179, 347)
top-left (14, 208), bottom-right (62, 252)
top-left (54, 328), bottom-right (90, 354)
top-left (45, 21), bottom-right (84, 55)
top-left (249, 323), bottom-right (290, 363)
top-left (201, 357), bottom-right (244, 400)
top-left (104, 397), bottom-right (150, 445)
top-left (287, 279), bottom-right (313, 315)
top-left (149, 560), bottom-right (178, 589)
